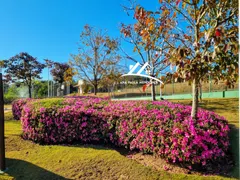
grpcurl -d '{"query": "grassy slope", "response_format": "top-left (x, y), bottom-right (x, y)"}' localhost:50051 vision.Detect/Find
top-left (170, 98), bottom-right (239, 127)
top-left (0, 99), bottom-right (238, 180)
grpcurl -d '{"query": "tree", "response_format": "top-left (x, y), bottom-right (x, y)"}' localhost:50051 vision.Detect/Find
top-left (157, 0), bottom-right (238, 118)
top-left (82, 80), bottom-right (92, 94)
top-left (0, 60), bottom-right (11, 83)
top-left (120, 1), bottom-right (173, 100)
top-left (50, 62), bottom-right (74, 96)
top-left (64, 67), bottom-right (76, 83)
top-left (4, 84), bottom-right (19, 104)
top-left (70, 24), bottom-right (121, 95)
top-left (0, 60), bottom-right (11, 94)
top-left (4, 52), bottom-right (45, 98)
top-left (0, 60), bottom-right (4, 71)
top-left (33, 80), bottom-right (48, 98)
top-left (44, 59), bottom-right (54, 97)
top-left (99, 67), bottom-right (123, 97)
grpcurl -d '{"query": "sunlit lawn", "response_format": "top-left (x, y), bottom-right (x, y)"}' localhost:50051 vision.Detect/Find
top-left (0, 98), bottom-right (238, 180)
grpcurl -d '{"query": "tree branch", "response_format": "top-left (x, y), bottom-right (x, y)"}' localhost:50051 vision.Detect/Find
top-left (167, 1), bottom-right (194, 27)
top-left (217, 9), bottom-right (237, 27)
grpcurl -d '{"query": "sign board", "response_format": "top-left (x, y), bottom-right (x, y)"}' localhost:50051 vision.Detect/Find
top-left (122, 62), bottom-right (163, 84)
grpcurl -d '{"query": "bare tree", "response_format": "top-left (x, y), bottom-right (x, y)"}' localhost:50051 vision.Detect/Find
top-left (70, 25), bottom-right (120, 95)
top-left (120, 1), bottom-right (172, 100)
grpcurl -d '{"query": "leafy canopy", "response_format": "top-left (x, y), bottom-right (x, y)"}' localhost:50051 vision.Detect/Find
top-left (4, 52), bottom-right (45, 86)
top-left (50, 62), bottom-right (74, 84)
top-left (158, 0), bottom-right (238, 87)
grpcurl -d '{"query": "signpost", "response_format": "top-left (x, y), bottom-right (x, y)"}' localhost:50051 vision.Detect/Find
top-left (0, 72), bottom-right (6, 171)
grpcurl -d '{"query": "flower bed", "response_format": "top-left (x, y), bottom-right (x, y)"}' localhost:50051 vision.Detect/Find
top-left (103, 101), bottom-right (230, 166)
top-left (12, 98), bottom-right (30, 120)
top-left (20, 96), bottom-right (230, 166)
top-left (21, 97), bottom-right (108, 144)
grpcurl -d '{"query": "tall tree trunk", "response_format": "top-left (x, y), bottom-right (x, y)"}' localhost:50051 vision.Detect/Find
top-left (0, 72), bottom-right (6, 170)
top-left (94, 84), bottom-right (98, 95)
top-left (191, 78), bottom-right (199, 119)
top-left (108, 85), bottom-right (110, 98)
top-left (28, 85), bottom-right (32, 98)
top-left (112, 83), bottom-right (115, 98)
top-left (57, 83), bottom-right (62, 97)
top-left (199, 81), bottom-right (202, 102)
top-left (151, 82), bottom-right (156, 101)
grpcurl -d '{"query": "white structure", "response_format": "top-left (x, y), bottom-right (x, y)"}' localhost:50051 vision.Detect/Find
top-left (122, 62), bottom-right (164, 98)
top-left (75, 79), bottom-right (84, 95)
top-left (122, 62), bottom-right (163, 84)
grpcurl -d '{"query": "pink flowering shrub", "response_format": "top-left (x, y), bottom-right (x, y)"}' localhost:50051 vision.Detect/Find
top-left (20, 97), bottom-right (230, 166)
top-left (102, 101), bottom-right (230, 166)
top-left (21, 97), bottom-right (108, 144)
top-left (12, 98), bottom-right (31, 120)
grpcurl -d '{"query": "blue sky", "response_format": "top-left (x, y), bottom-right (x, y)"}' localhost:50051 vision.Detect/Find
top-left (0, 0), bottom-right (160, 80)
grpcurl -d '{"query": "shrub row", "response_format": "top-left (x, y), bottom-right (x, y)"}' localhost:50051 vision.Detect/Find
top-left (12, 97), bottom-right (108, 120)
top-left (103, 101), bottom-right (230, 166)
top-left (20, 97), bottom-right (230, 166)
top-left (12, 98), bottom-right (30, 120)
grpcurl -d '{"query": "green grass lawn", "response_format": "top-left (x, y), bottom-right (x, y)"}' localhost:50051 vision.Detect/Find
top-left (0, 98), bottom-right (239, 180)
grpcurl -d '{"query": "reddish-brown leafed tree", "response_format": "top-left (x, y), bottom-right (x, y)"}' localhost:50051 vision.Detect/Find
top-left (121, 2), bottom-right (174, 100)
top-left (158, 0), bottom-right (239, 119)
top-left (124, 0), bottom-right (238, 119)
top-left (4, 52), bottom-right (45, 98)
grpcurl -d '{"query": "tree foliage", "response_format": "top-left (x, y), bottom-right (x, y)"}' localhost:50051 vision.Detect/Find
top-left (70, 24), bottom-right (121, 95)
top-left (159, 0), bottom-right (238, 118)
top-left (0, 60), bottom-right (4, 70)
top-left (120, 1), bottom-right (173, 100)
top-left (64, 67), bottom-right (76, 83)
top-left (130, 0), bottom-right (238, 118)
top-left (33, 80), bottom-right (48, 98)
top-left (44, 59), bottom-right (53, 68)
top-left (99, 66), bottom-right (123, 95)
top-left (4, 52), bottom-right (45, 98)
top-left (50, 62), bottom-right (75, 96)
top-left (162, 0), bottom-right (238, 85)
top-left (3, 84), bottom-right (19, 104)
top-left (50, 62), bottom-right (72, 85)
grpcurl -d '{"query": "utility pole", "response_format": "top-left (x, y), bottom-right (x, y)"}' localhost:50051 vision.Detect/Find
top-left (48, 66), bottom-right (50, 97)
top-left (44, 59), bottom-right (52, 98)
top-left (0, 72), bottom-right (6, 171)
top-left (49, 80), bottom-right (51, 97)
top-left (159, 71), bottom-right (162, 99)
top-left (52, 81), bottom-right (54, 97)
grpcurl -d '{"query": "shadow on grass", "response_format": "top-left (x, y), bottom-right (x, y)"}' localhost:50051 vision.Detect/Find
top-left (4, 133), bottom-right (239, 179)
top-left (114, 93), bottom-right (149, 98)
top-left (5, 158), bottom-right (66, 180)
top-left (68, 142), bottom-right (130, 156)
top-left (67, 136), bottom-right (239, 179)
top-left (228, 124), bottom-right (239, 179)
top-left (202, 106), bottom-right (237, 112)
